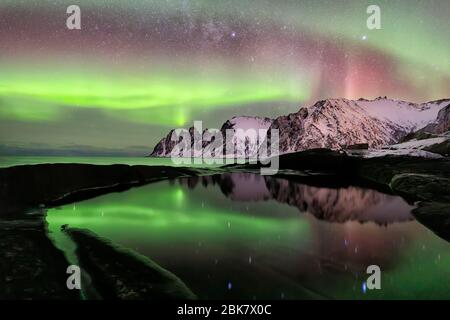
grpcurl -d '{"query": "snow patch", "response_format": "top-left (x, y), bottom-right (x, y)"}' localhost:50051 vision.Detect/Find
top-left (349, 149), bottom-right (443, 159)
top-left (384, 137), bottom-right (447, 150)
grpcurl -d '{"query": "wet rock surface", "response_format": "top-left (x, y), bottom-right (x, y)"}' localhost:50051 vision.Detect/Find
top-left (0, 153), bottom-right (448, 299)
top-left (412, 202), bottom-right (450, 241)
top-left (390, 174), bottom-right (450, 203)
top-left (0, 163), bottom-right (206, 300)
top-left (423, 138), bottom-right (450, 157)
top-left (0, 164), bottom-right (202, 218)
top-left (65, 228), bottom-right (196, 300)
top-left (0, 217), bottom-right (80, 300)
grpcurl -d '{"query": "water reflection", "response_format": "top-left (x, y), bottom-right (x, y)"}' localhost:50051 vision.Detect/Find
top-left (46, 172), bottom-right (450, 299)
top-left (175, 173), bottom-right (414, 224)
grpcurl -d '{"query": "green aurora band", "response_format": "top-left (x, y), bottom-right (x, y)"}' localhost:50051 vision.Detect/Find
top-left (0, 0), bottom-right (448, 151)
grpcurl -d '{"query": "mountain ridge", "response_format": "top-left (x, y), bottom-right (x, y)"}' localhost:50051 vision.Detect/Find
top-left (150, 97), bottom-right (450, 158)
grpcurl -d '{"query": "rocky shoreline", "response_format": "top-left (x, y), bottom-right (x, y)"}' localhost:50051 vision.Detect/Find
top-left (0, 151), bottom-right (448, 299)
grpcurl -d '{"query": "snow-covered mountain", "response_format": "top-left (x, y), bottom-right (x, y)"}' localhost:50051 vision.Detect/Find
top-left (150, 97), bottom-right (449, 158)
top-left (220, 116), bottom-right (273, 158)
top-left (412, 102), bottom-right (450, 135)
top-left (150, 116), bottom-right (273, 158)
top-left (266, 97), bottom-right (449, 155)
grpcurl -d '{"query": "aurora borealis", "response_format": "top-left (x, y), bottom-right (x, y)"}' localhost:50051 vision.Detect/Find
top-left (0, 0), bottom-right (449, 154)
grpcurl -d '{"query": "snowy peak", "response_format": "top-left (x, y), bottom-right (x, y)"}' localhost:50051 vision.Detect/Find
top-left (414, 102), bottom-right (450, 135)
top-left (223, 116), bottom-right (273, 130)
top-left (268, 97), bottom-right (449, 155)
top-left (270, 98), bottom-right (396, 154)
top-left (220, 116), bottom-right (273, 158)
top-left (149, 115), bottom-right (274, 157)
top-left (355, 97), bottom-right (447, 132)
top-left (150, 97), bottom-right (449, 158)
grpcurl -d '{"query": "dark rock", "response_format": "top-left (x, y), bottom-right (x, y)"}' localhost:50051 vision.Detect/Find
top-left (423, 138), bottom-right (450, 157)
top-left (65, 228), bottom-right (196, 300)
top-left (412, 202), bottom-right (450, 241)
top-left (298, 107), bottom-right (308, 119)
top-left (0, 219), bottom-right (80, 300)
top-left (345, 143), bottom-right (369, 150)
top-left (399, 131), bottom-right (436, 143)
top-left (357, 156), bottom-right (450, 186)
top-left (390, 174), bottom-right (450, 203)
top-left (150, 129), bottom-right (177, 157)
top-left (0, 164), bottom-right (200, 218)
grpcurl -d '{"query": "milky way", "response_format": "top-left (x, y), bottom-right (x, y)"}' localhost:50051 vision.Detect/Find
top-left (0, 0), bottom-right (449, 153)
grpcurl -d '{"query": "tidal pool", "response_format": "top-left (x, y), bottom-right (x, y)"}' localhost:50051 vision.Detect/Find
top-left (46, 173), bottom-right (450, 299)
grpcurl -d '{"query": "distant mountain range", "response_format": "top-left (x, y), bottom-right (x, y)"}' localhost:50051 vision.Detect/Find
top-left (150, 97), bottom-right (450, 158)
top-left (0, 144), bottom-right (150, 157)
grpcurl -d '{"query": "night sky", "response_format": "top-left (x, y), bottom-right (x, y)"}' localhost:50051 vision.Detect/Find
top-left (0, 0), bottom-right (449, 155)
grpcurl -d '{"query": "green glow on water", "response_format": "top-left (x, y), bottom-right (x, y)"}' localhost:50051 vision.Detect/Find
top-left (47, 184), bottom-right (310, 241)
top-left (46, 178), bottom-right (450, 299)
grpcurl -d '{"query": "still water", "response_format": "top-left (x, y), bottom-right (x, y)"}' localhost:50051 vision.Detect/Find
top-left (0, 156), bottom-right (231, 168)
top-left (46, 173), bottom-right (450, 299)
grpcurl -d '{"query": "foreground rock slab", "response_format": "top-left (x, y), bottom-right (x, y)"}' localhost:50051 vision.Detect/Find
top-left (65, 228), bottom-right (196, 300)
top-left (0, 164), bottom-right (204, 218)
top-left (0, 218), bottom-right (80, 300)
